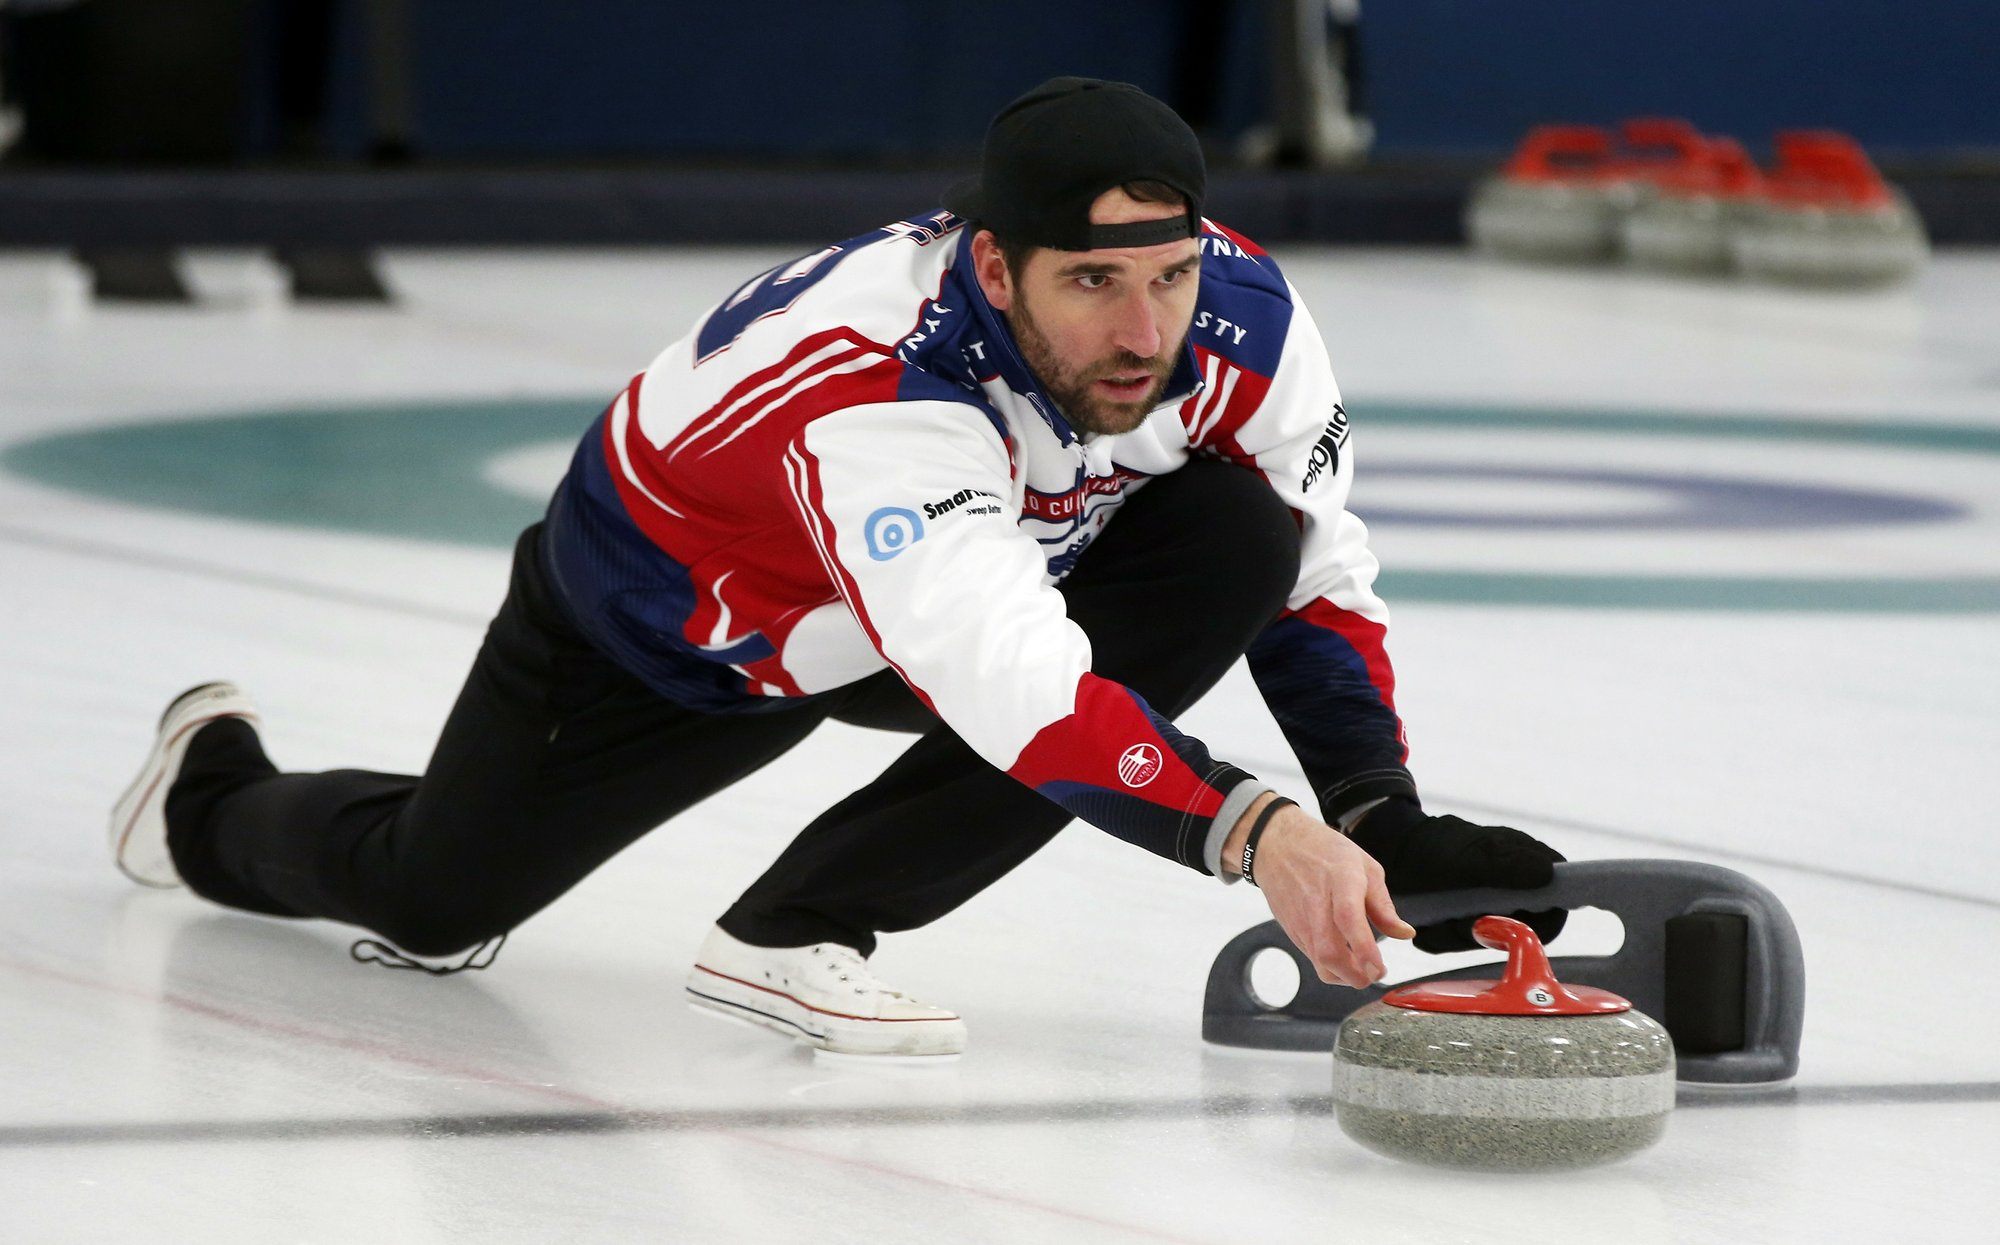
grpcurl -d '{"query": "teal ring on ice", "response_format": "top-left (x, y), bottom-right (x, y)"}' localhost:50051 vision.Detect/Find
top-left (7, 397), bottom-right (1998, 613)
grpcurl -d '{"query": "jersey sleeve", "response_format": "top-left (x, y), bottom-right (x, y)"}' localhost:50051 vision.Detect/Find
top-left (786, 400), bottom-right (1266, 875)
top-left (1218, 287), bottom-right (1419, 821)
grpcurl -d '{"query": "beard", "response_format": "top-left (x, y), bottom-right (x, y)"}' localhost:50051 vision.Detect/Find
top-left (1009, 300), bottom-right (1182, 437)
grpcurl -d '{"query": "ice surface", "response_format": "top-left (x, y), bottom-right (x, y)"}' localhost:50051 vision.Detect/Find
top-left (2, 247), bottom-right (1995, 1242)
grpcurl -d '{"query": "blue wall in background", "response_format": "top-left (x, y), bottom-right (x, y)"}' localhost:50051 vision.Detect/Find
top-left (331, 0), bottom-right (1252, 159)
top-left (327, 1), bottom-right (1997, 160)
top-left (1363, 0), bottom-right (2000, 155)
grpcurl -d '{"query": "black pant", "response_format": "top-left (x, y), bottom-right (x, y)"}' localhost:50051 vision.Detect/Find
top-left (165, 459), bottom-right (1302, 958)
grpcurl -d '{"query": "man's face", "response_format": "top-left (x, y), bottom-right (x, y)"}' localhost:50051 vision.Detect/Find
top-left (973, 187), bottom-right (1202, 437)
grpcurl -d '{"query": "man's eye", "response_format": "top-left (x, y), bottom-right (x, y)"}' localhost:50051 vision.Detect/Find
top-left (1158, 269), bottom-right (1185, 285)
top-left (1076, 274), bottom-right (1110, 290)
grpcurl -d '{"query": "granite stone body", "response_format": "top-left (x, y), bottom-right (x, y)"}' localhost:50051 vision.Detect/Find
top-left (1622, 193), bottom-right (1741, 273)
top-left (1731, 192), bottom-right (1929, 285)
top-left (1466, 179), bottom-right (1637, 264)
top-left (1332, 1000), bottom-right (1675, 1170)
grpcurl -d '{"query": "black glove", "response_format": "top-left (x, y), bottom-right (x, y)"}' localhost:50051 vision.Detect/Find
top-left (1346, 798), bottom-right (1567, 953)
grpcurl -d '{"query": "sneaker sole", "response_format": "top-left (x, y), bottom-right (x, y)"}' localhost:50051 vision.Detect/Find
top-left (686, 965), bottom-right (965, 1057)
top-left (685, 986), bottom-right (826, 1043)
top-left (109, 682), bottom-right (259, 888)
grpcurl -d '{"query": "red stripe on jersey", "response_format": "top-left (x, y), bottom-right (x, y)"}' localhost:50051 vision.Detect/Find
top-left (691, 355), bottom-right (907, 663)
top-left (608, 350), bottom-right (921, 709)
top-left (671, 342), bottom-right (882, 463)
top-left (665, 327), bottom-right (885, 462)
top-left (1178, 350), bottom-right (1226, 443)
top-left (1205, 219), bottom-right (1268, 258)
top-left (737, 646), bottom-right (809, 698)
top-left (735, 355), bottom-right (906, 472)
top-left (1184, 347), bottom-right (1275, 468)
top-left (671, 349), bottom-right (895, 656)
top-left (1006, 673), bottom-right (1227, 820)
top-left (1207, 371), bottom-right (1274, 465)
top-left (616, 344), bottom-right (903, 540)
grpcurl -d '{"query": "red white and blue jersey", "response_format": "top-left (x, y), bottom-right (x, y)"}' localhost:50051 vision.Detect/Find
top-left (541, 211), bottom-right (1414, 875)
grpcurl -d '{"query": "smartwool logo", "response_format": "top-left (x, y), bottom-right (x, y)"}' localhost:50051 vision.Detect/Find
top-left (1302, 403), bottom-right (1351, 492)
top-left (922, 487), bottom-right (1003, 520)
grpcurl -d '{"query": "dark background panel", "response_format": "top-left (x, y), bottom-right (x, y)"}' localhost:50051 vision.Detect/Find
top-left (2, 0), bottom-right (1994, 247)
top-left (1362, 0), bottom-right (1999, 156)
top-left (6, 0), bottom-right (1994, 162)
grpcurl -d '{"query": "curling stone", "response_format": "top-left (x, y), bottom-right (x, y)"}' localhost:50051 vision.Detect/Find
top-left (1466, 125), bottom-right (1631, 264)
top-left (1730, 131), bottom-right (1929, 286)
top-left (1203, 858), bottom-right (1805, 1085)
top-left (1332, 915), bottom-right (1673, 1170)
top-left (1613, 116), bottom-right (1712, 206)
top-left (1622, 137), bottom-right (1763, 274)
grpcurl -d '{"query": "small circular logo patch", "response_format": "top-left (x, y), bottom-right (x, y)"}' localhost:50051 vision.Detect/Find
top-left (863, 506), bottom-right (924, 561)
top-left (1118, 744), bottom-right (1163, 788)
top-left (1528, 986), bottom-right (1555, 1007)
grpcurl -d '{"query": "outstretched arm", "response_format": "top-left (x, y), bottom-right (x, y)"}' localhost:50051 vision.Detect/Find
top-left (1195, 286), bottom-right (1415, 825)
top-left (1192, 281), bottom-right (1565, 951)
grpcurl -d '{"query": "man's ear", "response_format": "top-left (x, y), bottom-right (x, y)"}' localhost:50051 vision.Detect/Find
top-left (970, 230), bottom-right (1014, 314)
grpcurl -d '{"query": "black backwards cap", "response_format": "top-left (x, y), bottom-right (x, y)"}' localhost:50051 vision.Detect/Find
top-left (945, 77), bottom-right (1206, 252)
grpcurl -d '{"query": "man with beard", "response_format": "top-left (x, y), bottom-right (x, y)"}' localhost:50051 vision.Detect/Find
top-left (114, 78), bottom-right (1565, 1056)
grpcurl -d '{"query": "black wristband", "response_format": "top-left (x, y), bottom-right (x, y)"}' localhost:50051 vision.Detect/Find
top-left (1240, 797), bottom-right (1297, 888)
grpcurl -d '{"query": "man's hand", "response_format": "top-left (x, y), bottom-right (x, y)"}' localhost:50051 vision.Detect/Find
top-left (1347, 799), bottom-right (1567, 953)
top-left (1223, 793), bottom-right (1414, 987)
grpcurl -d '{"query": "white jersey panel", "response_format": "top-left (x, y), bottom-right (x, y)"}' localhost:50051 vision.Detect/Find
top-left (788, 400), bottom-right (1092, 771)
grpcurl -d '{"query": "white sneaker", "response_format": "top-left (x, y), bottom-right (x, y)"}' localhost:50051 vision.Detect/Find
top-left (109, 682), bottom-right (261, 889)
top-left (686, 926), bottom-right (966, 1057)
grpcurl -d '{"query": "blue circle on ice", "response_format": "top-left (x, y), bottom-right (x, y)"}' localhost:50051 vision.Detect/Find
top-left (1357, 462), bottom-right (1959, 530)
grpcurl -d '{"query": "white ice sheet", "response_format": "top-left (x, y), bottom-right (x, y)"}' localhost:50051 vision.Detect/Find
top-left (2, 248), bottom-right (1995, 1243)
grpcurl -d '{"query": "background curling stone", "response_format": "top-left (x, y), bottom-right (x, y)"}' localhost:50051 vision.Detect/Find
top-left (1623, 137), bottom-right (1763, 274)
top-left (1466, 125), bottom-right (1629, 263)
top-left (1730, 131), bottom-right (1929, 286)
top-left (1611, 115), bottom-right (1713, 228)
top-left (1331, 915), bottom-right (1674, 1171)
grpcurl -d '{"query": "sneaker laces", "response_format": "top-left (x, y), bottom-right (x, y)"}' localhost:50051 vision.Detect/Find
top-left (812, 943), bottom-right (907, 999)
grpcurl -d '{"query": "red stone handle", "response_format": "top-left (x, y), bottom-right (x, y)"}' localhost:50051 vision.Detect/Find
top-left (1472, 915), bottom-right (1566, 1009)
top-left (1381, 914), bottom-right (1631, 1015)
